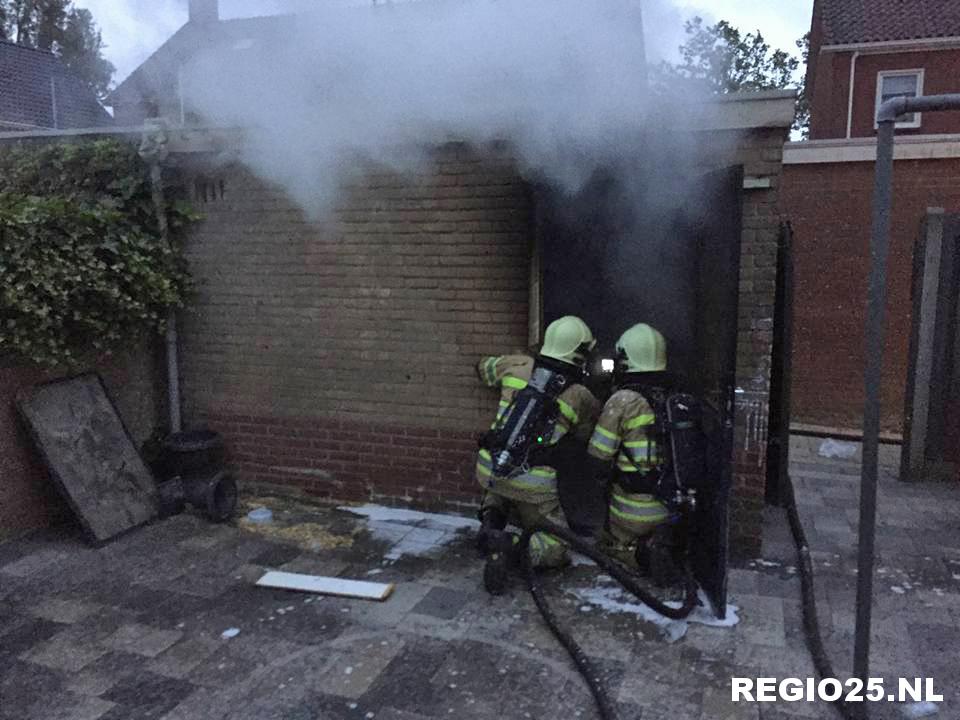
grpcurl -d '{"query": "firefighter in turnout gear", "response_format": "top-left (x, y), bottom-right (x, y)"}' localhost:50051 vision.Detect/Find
top-left (475, 316), bottom-right (601, 594)
top-left (586, 323), bottom-right (680, 580)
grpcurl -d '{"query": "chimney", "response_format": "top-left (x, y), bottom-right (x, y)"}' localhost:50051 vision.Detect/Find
top-left (189, 0), bottom-right (219, 25)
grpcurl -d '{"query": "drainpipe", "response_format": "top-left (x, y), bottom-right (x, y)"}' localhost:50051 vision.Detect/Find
top-left (845, 51), bottom-right (859, 139)
top-left (139, 121), bottom-right (183, 434)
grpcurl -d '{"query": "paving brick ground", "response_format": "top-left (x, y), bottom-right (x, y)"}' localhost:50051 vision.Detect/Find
top-left (1, 435), bottom-right (956, 720)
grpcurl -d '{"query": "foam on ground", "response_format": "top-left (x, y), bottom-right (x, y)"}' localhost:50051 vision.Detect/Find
top-left (570, 582), bottom-right (740, 642)
top-left (339, 504), bottom-right (479, 560)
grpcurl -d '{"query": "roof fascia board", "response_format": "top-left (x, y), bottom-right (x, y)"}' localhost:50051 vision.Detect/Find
top-left (821, 37), bottom-right (960, 54)
top-left (0, 125), bottom-right (244, 154)
top-left (697, 90), bottom-right (798, 131)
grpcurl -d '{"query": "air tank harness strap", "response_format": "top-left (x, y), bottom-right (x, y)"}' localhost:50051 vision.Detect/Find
top-left (500, 376), bottom-right (580, 426)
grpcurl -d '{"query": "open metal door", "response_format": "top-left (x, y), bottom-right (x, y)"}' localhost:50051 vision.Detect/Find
top-left (539, 165), bottom-right (743, 618)
top-left (686, 166), bottom-right (743, 619)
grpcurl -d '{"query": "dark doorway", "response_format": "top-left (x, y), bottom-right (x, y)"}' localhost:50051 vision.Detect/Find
top-left (536, 165), bottom-right (744, 617)
top-left (903, 212), bottom-right (960, 481)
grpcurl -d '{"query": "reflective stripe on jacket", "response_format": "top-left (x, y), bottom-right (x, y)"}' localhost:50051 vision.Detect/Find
top-left (475, 354), bottom-right (599, 503)
top-left (589, 388), bottom-right (670, 535)
top-left (588, 389), bottom-right (661, 474)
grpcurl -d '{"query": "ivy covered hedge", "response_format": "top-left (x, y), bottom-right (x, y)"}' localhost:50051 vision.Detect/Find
top-left (0, 139), bottom-right (196, 367)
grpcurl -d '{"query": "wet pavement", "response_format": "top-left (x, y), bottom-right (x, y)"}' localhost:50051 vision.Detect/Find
top-left (0, 436), bottom-right (956, 720)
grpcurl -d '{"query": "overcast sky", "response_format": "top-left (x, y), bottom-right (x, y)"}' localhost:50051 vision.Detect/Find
top-left (75, 0), bottom-right (814, 85)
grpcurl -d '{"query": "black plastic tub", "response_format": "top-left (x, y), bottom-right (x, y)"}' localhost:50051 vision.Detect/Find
top-left (161, 429), bottom-right (225, 479)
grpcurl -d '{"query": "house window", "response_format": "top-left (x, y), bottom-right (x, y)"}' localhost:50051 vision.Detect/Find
top-left (875, 70), bottom-right (924, 129)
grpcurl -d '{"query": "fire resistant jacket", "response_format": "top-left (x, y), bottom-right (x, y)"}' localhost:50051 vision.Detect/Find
top-left (588, 388), bottom-right (671, 535)
top-left (475, 354), bottom-right (600, 506)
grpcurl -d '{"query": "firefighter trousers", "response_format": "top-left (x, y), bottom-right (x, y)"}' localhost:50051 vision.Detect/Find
top-left (481, 492), bottom-right (569, 569)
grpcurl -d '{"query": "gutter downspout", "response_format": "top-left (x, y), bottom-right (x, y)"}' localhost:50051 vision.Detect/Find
top-left (139, 121), bottom-right (183, 434)
top-left (846, 51), bottom-right (859, 139)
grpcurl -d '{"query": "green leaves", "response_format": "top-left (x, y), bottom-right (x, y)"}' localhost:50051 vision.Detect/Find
top-left (672, 17), bottom-right (801, 94)
top-left (0, 140), bottom-right (194, 368)
top-left (652, 17), bottom-right (809, 135)
top-left (0, 1), bottom-right (115, 101)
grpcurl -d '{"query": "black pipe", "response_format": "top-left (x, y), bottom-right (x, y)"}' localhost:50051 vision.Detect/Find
top-left (523, 550), bottom-right (619, 720)
top-left (517, 519), bottom-right (699, 720)
top-left (522, 520), bottom-right (700, 619)
top-left (783, 473), bottom-right (856, 720)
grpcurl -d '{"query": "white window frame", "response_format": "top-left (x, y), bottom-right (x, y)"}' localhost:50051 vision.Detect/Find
top-left (875, 69), bottom-right (925, 129)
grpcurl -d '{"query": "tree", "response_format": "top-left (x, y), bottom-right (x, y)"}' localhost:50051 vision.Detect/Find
top-left (793, 33), bottom-right (811, 136)
top-left (657, 17), bottom-right (808, 134)
top-left (0, 0), bottom-right (114, 100)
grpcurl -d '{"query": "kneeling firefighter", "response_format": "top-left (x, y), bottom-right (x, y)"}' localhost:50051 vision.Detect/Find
top-left (475, 316), bottom-right (601, 594)
top-left (587, 323), bottom-right (707, 585)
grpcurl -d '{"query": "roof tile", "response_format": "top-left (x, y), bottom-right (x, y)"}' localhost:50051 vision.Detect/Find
top-left (820, 0), bottom-right (960, 45)
top-left (0, 40), bottom-right (112, 130)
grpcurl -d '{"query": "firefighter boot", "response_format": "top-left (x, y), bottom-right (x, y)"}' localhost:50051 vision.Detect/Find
top-left (649, 525), bottom-right (684, 588)
top-left (477, 507), bottom-right (508, 555)
top-left (633, 537), bottom-right (652, 577)
top-left (483, 530), bottom-right (518, 596)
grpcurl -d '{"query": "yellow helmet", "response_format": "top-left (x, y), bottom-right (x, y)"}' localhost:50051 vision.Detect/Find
top-left (540, 316), bottom-right (596, 368)
top-left (616, 323), bottom-right (667, 373)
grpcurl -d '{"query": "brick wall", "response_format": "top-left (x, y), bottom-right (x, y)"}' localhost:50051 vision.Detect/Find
top-left (782, 158), bottom-right (960, 434)
top-left (0, 348), bottom-right (160, 537)
top-left (0, 365), bottom-right (66, 536)
top-left (183, 133), bottom-right (788, 557)
top-left (718, 128), bottom-right (790, 556)
top-left (181, 144), bottom-right (531, 511)
top-left (809, 48), bottom-right (960, 140)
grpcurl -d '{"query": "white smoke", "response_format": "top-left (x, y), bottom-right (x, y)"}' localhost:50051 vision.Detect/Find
top-left (181, 0), bottom-right (711, 215)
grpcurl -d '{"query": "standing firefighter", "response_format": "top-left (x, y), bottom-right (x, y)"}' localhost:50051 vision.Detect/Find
top-left (588, 323), bottom-right (703, 583)
top-left (475, 316), bottom-right (600, 594)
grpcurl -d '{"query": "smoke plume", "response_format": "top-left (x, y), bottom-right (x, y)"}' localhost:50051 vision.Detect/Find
top-left (181, 0), bottom-right (710, 214)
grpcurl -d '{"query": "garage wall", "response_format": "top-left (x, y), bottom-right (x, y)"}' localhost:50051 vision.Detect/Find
top-left (180, 144), bottom-right (532, 511)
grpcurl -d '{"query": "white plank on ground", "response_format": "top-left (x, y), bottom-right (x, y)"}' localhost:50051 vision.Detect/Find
top-left (256, 571), bottom-right (395, 601)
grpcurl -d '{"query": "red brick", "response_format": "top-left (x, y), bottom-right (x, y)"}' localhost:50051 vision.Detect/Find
top-left (782, 157), bottom-right (960, 433)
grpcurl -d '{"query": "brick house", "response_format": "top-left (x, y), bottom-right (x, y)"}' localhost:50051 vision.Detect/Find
top-left (782, 0), bottom-right (960, 446)
top-left (0, 40), bottom-right (112, 131)
top-left (5, 0), bottom-right (798, 558)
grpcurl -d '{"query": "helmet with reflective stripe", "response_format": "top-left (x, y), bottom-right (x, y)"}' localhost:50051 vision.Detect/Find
top-left (540, 316), bottom-right (596, 368)
top-left (616, 323), bottom-right (667, 372)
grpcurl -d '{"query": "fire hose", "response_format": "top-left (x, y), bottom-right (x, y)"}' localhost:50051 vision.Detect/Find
top-left (517, 519), bottom-right (700, 720)
top-left (782, 472), bottom-right (856, 720)
top-left (515, 474), bottom-right (857, 720)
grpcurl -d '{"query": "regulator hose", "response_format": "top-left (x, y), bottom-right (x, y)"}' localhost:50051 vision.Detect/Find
top-left (782, 473), bottom-right (856, 720)
top-left (517, 519), bottom-right (700, 720)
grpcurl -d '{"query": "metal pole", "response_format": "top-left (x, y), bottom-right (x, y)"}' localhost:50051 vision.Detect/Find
top-left (139, 122), bottom-right (182, 434)
top-left (853, 117), bottom-right (895, 712)
top-left (149, 162), bottom-right (183, 435)
top-left (853, 95), bottom-right (960, 715)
